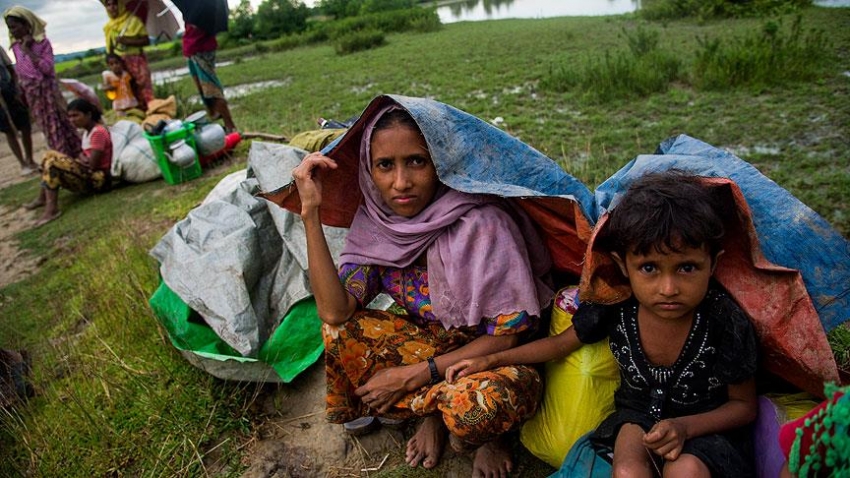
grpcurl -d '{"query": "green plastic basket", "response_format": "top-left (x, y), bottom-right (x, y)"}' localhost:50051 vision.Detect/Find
top-left (144, 124), bottom-right (202, 185)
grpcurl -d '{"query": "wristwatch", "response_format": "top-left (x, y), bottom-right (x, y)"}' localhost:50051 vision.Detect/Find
top-left (427, 357), bottom-right (440, 385)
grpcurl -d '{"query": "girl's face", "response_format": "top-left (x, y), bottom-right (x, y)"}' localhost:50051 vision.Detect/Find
top-left (107, 57), bottom-right (124, 75)
top-left (68, 109), bottom-right (93, 129)
top-left (369, 125), bottom-right (438, 218)
top-left (5, 17), bottom-right (29, 40)
top-left (613, 243), bottom-right (717, 325)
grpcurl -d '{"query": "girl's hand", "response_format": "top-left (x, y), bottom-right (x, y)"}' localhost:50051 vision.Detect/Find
top-left (354, 365), bottom-right (415, 414)
top-left (445, 356), bottom-right (493, 383)
top-left (291, 152), bottom-right (337, 213)
top-left (643, 419), bottom-right (687, 460)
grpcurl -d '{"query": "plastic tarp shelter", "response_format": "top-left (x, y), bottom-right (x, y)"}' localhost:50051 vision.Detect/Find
top-left (260, 94), bottom-right (847, 396)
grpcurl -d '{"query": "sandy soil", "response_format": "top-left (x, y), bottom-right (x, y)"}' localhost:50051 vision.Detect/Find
top-left (0, 131), bottom-right (48, 289)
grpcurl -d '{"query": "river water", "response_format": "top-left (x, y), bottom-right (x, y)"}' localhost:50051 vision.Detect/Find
top-left (437, 0), bottom-right (849, 23)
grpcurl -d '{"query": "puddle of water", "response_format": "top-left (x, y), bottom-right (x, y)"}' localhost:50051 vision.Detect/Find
top-left (222, 80), bottom-right (289, 99)
top-left (813, 0), bottom-right (850, 6)
top-left (152, 61), bottom-right (236, 85)
top-left (185, 79), bottom-right (290, 105)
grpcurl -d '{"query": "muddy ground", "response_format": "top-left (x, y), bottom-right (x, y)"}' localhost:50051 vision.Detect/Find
top-left (0, 134), bottom-right (555, 477)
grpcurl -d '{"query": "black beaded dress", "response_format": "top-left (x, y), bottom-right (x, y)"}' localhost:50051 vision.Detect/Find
top-left (572, 287), bottom-right (759, 476)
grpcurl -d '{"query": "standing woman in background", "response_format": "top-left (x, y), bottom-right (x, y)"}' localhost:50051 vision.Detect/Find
top-left (102, 0), bottom-right (152, 111)
top-left (3, 6), bottom-right (81, 159)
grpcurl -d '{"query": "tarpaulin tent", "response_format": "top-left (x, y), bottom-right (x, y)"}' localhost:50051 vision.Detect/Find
top-left (260, 94), bottom-right (847, 396)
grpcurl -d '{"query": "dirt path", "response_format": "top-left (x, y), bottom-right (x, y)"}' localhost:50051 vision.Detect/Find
top-left (0, 132), bottom-right (48, 289)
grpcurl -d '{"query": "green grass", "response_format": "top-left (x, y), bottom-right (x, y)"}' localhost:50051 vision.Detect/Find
top-left (1, 6), bottom-right (849, 476)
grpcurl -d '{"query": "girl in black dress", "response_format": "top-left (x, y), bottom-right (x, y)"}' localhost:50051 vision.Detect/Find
top-left (447, 170), bottom-right (759, 477)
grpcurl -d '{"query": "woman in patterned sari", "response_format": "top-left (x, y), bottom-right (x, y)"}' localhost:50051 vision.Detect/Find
top-left (3, 6), bottom-right (81, 159)
top-left (291, 102), bottom-right (553, 477)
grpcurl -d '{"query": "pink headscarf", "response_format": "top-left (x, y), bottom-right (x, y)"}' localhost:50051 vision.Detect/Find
top-left (339, 105), bottom-right (553, 329)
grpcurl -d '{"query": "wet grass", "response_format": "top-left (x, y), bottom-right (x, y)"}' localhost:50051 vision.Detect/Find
top-left (0, 6), bottom-right (848, 476)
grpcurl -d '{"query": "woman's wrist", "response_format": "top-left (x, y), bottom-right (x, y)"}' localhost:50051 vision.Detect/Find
top-left (300, 206), bottom-right (321, 222)
top-left (408, 361), bottom-right (431, 391)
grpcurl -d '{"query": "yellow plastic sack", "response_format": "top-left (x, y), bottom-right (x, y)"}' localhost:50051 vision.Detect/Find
top-left (766, 392), bottom-right (820, 422)
top-left (520, 286), bottom-right (620, 468)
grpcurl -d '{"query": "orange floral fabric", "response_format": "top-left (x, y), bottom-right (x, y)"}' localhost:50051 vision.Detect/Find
top-left (323, 309), bottom-right (543, 445)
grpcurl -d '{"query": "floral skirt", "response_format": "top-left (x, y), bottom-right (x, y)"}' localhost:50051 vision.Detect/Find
top-left (40, 150), bottom-right (109, 194)
top-left (323, 309), bottom-right (543, 446)
top-left (122, 53), bottom-right (154, 108)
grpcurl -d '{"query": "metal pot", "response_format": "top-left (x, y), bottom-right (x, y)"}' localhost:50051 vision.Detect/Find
top-left (166, 139), bottom-right (196, 168)
top-left (163, 119), bottom-right (185, 135)
top-left (185, 110), bottom-right (210, 127)
top-left (194, 123), bottom-right (226, 157)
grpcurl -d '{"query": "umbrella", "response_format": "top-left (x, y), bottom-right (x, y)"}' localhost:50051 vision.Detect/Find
top-left (128, 0), bottom-right (180, 41)
top-left (169, 0), bottom-right (229, 36)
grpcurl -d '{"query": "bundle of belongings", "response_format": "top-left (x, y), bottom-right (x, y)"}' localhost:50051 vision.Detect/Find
top-left (148, 95), bottom-right (849, 475)
top-left (149, 137), bottom-right (346, 383)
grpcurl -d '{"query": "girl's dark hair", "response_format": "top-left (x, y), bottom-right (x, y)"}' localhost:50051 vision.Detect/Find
top-left (373, 108), bottom-right (420, 133)
top-left (67, 98), bottom-right (102, 123)
top-left (597, 170), bottom-right (725, 258)
top-left (105, 52), bottom-right (126, 67)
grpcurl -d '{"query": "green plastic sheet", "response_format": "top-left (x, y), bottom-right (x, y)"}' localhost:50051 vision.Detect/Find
top-left (149, 280), bottom-right (324, 383)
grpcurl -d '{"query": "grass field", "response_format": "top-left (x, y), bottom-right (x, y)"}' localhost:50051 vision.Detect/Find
top-left (1, 6), bottom-right (848, 476)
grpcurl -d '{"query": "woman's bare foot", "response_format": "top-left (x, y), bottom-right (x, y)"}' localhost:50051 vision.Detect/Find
top-left (472, 436), bottom-right (513, 478)
top-left (23, 199), bottom-right (45, 210)
top-left (405, 415), bottom-right (446, 469)
top-left (34, 211), bottom-right (61, 228)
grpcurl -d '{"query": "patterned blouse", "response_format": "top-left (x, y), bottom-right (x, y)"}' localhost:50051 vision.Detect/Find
top-left (11, 39), bottom-right (54, 82)
top-left (339, 262), bottom-right (534, 336)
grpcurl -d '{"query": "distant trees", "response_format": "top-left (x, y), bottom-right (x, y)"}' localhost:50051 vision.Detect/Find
top-left (317, 0), bottom-right (418, 19)
top-left (230, 0), bottom-right (256, 39)
top-left (225, 0), bottom-right (427, 43)
top-left (228, 0), bottom-right (310, 41)
top-left (256, 0), bottom-right (310, 38)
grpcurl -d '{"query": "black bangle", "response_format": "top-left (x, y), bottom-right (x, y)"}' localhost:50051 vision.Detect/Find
top-left (427, 357), bottom-right (440, 385)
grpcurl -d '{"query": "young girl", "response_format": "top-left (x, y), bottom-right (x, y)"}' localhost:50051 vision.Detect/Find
top-left (102, 53), bottom-right (140, 115)
top-left (447, 170), bottom-right (759, 477)
top-left (25, 99), bottom-right (113, 227)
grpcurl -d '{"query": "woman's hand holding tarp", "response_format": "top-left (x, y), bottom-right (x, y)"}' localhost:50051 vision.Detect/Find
top-left (292, 152), bottom-right (357, 324)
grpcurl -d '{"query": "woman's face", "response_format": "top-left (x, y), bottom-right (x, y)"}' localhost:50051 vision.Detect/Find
top-left (105, 0), bottom-right (120, 18)
top-left (5, 17), bottom-right (29, 40)
top-left (68, 109), bottom-right (92, 129)
top-left (369, 125), bottom-right (438, 218)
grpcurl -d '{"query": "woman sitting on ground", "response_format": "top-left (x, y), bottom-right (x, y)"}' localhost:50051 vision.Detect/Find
top-left (25, 99), bottom-right (113, 226)
top-left (291, 103), bottom-right (553, 476)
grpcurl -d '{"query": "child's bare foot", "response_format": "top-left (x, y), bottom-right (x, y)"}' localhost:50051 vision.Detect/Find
top-left (472, 436), bottom-right (513, 478)
top-left (405, 415), bottom-right (446, 469)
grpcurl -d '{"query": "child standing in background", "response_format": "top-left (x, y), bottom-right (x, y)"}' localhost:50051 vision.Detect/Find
top-left (101, 53), bottom-right (140, 116)
top-left (447, 170), bottom-right (760, 477)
